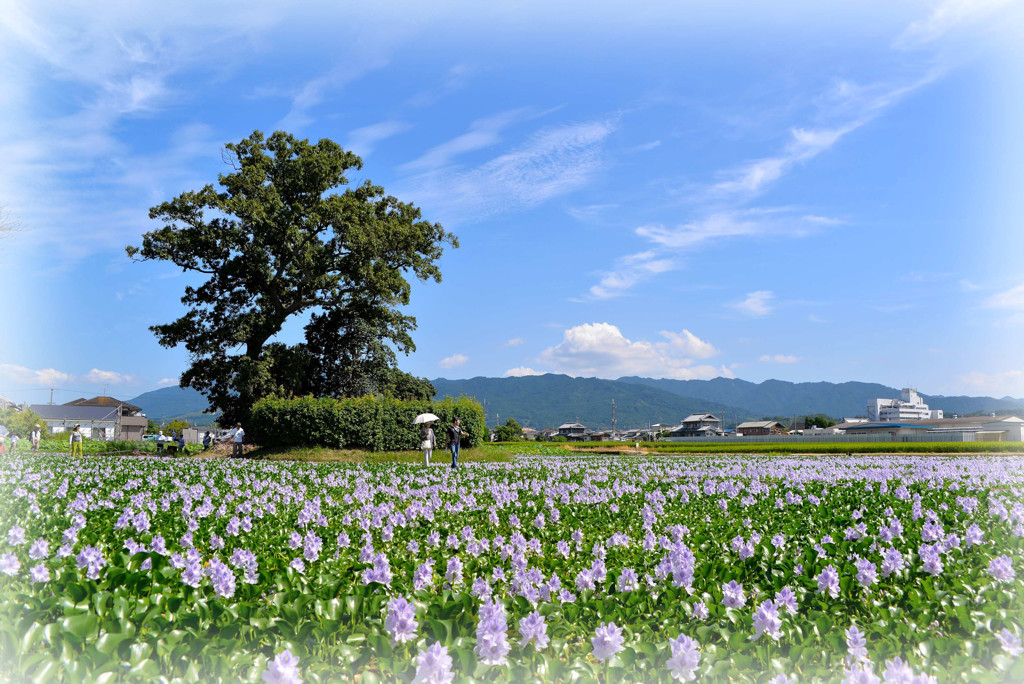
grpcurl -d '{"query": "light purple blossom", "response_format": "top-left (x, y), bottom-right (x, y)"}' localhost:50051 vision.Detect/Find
top-left (475, 598), bottom-right (510, 666)
top-left (412, 642), bottom-right (454, 684)
top-left (667, 633), bottom-right (701, 681)
top-left (988, 556), bottom-right (1015, 583)
top-left (1, 552), bottom-right (21, 576)
top-left (29, 563), bottom-right (50, 583)
top-left (775, 586), bottom-right (798, 615)
top-left (816, 565), bottom-right (840, 599)
top-left (691, 600), bottom-right (709, 621)
top-left (752, 600), bottom-right (782, 641)
top-left (617, 567), bottom-right (639, 593)
top-left (855, 558), bottom-right (878, 590)
top-left (518, 611), bottom-right (549, 650)
top-left (591, 621), bottom-right (625, 662)
top-left (7, 525), bottom-right (26, 546)
top-left (722, 580), bottom-right (746, 608)
top-left (995, 628), bottom-right (1023, 657)
top-left (262, 650), bottom-right (302, 684)
top-left (385, 596), bottom-right (418, 645)
top-left (28, 539), bottom-right (49, 560)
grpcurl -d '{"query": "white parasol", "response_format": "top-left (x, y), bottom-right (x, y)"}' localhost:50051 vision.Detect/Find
top-left (413, 413), bottom-right (439, 424)
top-left (0, 425), bottom-right (8, 437)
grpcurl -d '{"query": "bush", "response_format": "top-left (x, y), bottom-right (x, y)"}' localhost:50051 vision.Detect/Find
top-left (248, 395), bottom-right (486, 451)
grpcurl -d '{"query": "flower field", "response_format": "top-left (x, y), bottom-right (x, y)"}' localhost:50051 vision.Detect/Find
top-left (1, 452), bottom-right (1022, 683)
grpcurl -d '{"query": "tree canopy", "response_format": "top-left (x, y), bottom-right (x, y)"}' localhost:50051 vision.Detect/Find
top-left (127, 130), bottom-right (455, 425)
top-left (495, 417), bottom-right (523, 442)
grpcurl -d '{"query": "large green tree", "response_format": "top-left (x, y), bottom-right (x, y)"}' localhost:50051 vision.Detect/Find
top-left (127, 130), bottom-right (455, 425)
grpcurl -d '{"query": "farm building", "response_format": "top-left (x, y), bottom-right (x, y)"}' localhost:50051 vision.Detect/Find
top-left (29, 396), bottom-right (148, 441)
top-left (736, 420), bottom-right (785, 436)
top-left (670, 413), bottom-right (724, 437)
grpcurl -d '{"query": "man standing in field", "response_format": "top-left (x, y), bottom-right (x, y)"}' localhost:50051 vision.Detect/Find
top-left (232, 423), bottom-right (245, 458)
top-left (31, 424), bottom-right (41, 453)
top-left (447, 418), bottom-right (463, 469)
top-left (69, 425), bottom-right (83, 457)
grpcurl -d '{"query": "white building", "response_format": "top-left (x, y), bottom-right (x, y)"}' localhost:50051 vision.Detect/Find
top-left (867, 388), bottom-right (943, 422)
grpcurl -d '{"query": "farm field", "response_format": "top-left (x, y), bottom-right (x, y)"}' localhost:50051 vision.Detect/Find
top-left (1, 452), bottom-right (1022, 683)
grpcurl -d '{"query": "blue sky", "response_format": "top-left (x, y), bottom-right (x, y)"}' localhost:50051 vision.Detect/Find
top-left (1, 0), bottom-right (1023, 406)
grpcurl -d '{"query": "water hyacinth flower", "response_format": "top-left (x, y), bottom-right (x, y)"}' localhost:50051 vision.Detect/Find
top-left (7, 525), bottom-right (26, 546)
top-left (816, 565), bottom-right (840, 599)
top-left (385, 596), bottom-right (418, 644)
top-left (722, 580), bottom-right (746, 608)
top-left (29, 563), bottom-right (50, 583)
top-left (289, 558), bottom-right (306, 574)
top-left (666, 633), bottom-right (701, 681)
top-left (518, 611), bottom-right (549, 650)
top-left (752, 600), bottom-right (782, 641)
top-left (845, 625), bottom-right (869, 666)
top-left (691, 600), bottom-right (709, 621)
top-left (855, 558), bottom-right (878, 590)
top-left (28, 539), bottom-right (49, 561)
top-left (882, 657), bottom-right (937, 683)
top-left (0, 552), bottom-right (20, 576)
top-left (262, 650), bottom-right (302, 684)
top-left (988, 556), bottom-right (1015, 583)
top-left (475, 598), bottom-right (510, 666)
top-left (774, 586), bottom-right (798, 615)
top-left (413, 642), bottom-right (454, 684)
top-left (591, 622), bottom-right (625, 662)
top-left (75, 545), bottom-right (106, 580)
top-left (881, 548), bottom-right (905, 578)
top-left (414, 560), bottom-right (435, 591)
top-left (617, 567), bottom-right (639, 593)
top-left (995, 628), bottom-right (1023, 657)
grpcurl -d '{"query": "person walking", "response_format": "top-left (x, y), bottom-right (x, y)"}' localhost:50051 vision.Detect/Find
top-left (156, 430), bottom-right (166, 454)
top-left (446, 417), bottom-right (463, 469)
top-left (31, 424), bottom-right (41, 453)
top-left (9, 434), bottom-right (18, 454)
top-left (232, 423), bottom-right (245, 458)
top-left (69, 425), bottom-right (83, 457)
top-left (420, 422), bottom-right (436, 466)
top-left (202, 431), bottom-right (212, 451)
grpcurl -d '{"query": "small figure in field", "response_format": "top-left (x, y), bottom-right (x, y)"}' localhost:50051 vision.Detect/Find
top-left (156, 430), bottom-right (166, 454)
top-left (420, 422), bottom-right (436, 466)
top-left (447, 417), bottom-right (464, 469)
top-left (31, 424), bottom-right (41, 453)
top-left (202, 431), bottom-right (212, 451)
top-left (232, 423), bottom-right (245, 457)
top-left (10, 434), bottom-right (18, 454)
top-left (69, 424), bottom-right (83, 457)
top-left (177, 432), bottom-right (186, 454)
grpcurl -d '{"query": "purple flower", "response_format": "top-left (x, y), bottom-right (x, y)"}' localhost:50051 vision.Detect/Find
top-left (385, 596), bottom-right (418, 645)
top-left (691, 600), bottom-right (709, 621)
top-left (666, 633), bottom-right (701, 681)
top-left (996, 628), bottom-right (1023, 657)
top-left (752, 600), bottom-right (782, 641)
top-left (182, 559), bottom-right (204, 587)
top-left (919, 544), bottom-right (944, 576)
top-left (29, 563), bottom-right (50, 583)
top-left (575, 569), bottom-right (596, 591)
top-left (881, 548), bottom-right (905, 578)
top-left (289, 558), bottom-right (306, 574)
top-left (591, 622), bottom-right (625, 662)
top-left (1, 552), bottom-right (21, 576)
top-left (774, 586), bottom-right (798, 615)
top-left (262, 650), bottom-right (301, 684)
top-left (445, 556), bottom-right (463, 587)
top-left (964, 524), bottom-right (984, 548)
top-left (413, 642), bottom-right (454, 684)
top-left (28, 539), bottom-right (49, 560)
top-left (475, 598), bottom-right (510, 666)
top-left (617, 567), bottom-right (639, 593)
top-left (722, 580), bottom-right (746, 608)
top-left (816, 565), bottom-right (840, 599)
top-left (414, 560), bottom-right (435, 591)
top-left (75, 545), bottom-right (106, 580)
top-left (518, 611), bottom-right (549, 650)
top-left (855, 558), bottom-right (878, 590)
top-left (988, 556), bottom-right (1015, 583)
top-left (845, 625), bottom-right (869, 666)
top-left (7, 525), bottom-right (26, 546)
top-left (206, 557), bottom-right (236, 598)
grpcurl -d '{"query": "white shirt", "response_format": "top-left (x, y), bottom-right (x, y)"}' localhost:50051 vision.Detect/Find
top-left (233, 427), bottom-right (245, 443)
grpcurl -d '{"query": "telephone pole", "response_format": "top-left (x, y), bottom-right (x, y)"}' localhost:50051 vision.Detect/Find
top-left (611, 399), bottom-right (616, 435)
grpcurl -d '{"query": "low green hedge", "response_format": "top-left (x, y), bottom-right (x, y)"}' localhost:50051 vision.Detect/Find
top-left (248, 395), bottom-right (486, 451)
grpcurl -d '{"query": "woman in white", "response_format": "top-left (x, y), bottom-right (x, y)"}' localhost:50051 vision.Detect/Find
top-left (420, 422), bottom-right (436, 465)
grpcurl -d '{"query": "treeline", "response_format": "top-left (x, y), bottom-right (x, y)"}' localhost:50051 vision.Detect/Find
top-left (248, 395), bottom-right (485, 451)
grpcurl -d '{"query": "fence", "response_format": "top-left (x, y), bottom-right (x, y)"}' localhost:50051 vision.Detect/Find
top-left (662, 431), bottom-right (980, 444)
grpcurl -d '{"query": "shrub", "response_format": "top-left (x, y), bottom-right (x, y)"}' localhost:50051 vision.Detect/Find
top-left (248, 395), bottom-right (486, 451)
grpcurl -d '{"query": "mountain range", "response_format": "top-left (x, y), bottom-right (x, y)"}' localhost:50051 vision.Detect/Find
top-left (129, 376), bottom-right (1024, 429)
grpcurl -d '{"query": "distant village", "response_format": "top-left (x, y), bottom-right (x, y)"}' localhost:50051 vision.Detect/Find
top-left (2, 386), bottom-right (1021, 445)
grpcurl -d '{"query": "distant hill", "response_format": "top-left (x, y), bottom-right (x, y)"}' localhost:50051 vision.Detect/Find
top-left (431, 374), bottom-right (753, 429)
top-left (616, 377), bottom-right (1024, 419)
top-left (128, 387), bottom-right (217, 424)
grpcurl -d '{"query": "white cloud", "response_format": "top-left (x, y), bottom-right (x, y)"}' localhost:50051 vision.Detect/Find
top-left (504, 337), bottom-right (525, 347)
top-left (0, 363), bottom-right (72, 386)
top-left (438, 353), bottom-right (469, 369)
top-left (959, 278), bottom-right (982, 292)
top-left (759, 354), bottom-right (800, 364)
top-left (408, 63), bottom-right (476, 108)
top-left (504, 366), bottom-right (544, 377)
top-left (401, 108), bottom-right (544, 171)
top-left (567, 203), bottom-right (619, 222)
top-left (896, 0), bottom-right (1013, 48)
top-left (985, 283), bottom-right (1024, 310)
top-left (345, 120), bottom-right (412, 157)
top-left (535, 323), bottom-right (731, 380)
top-left (958, 370), bottom-right (1024, 397)
top-left (732, 291), bottom-right (775, 317)
top-left (404, 119), bottom-right (615, 221)
top-left (83, 369), bottom-right (136, 385)
top-left (157, 377), bottom-right (178, 386)
top-left (587, 251), bottom-right (675, 300)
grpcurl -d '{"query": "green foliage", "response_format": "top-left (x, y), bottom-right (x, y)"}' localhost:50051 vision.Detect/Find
top-left (248, 395), bottom-right (485, 451)
top-left (166, 419), bottom-right (189, 435)
top-left (494, 417), bottom-right (523, 442)
top-left (0, 407), bottom-right (46, 439)
top-left (127, 129), bottom-right (457, 425)
top-left (804, 414), bottom-right (836, 429)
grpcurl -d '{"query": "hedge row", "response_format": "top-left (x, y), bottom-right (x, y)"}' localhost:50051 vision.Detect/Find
top-left (248, 395), bottom-right (486, 451)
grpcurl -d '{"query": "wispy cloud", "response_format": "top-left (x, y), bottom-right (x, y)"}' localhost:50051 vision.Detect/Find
top-left (586, 251), bottom-right (675, 300)
top-left (408, 63), bottom-right (476, 108)
top-left (0, 363), bottom-right (72, 386)
top-left (566, 203), bottom-right (619, 222)
top-left (83, 369), bottom-right (137, 385)
top-left (760, 354), bottom-right (800, 364)
top-left (958, 369), bottom-right (1024, 397)
top-left (438, 353), bottom-right (469, 369)
top-left (158, 377), bottom-right (178, 386)
top-left (896, 0), bottom-right (1013, 48)
top-left (405, 119), bottom-right (615, 221)
top-left (985, 283), bottom-right (1024, 310)
top-left (503, 337), bottom-right (525, 347)
top-left (534, 323), bottom-right (731, 380)
top-left (732, 291), bottom-right (775, 317)
top-left (345, 120), bottom-right (412, 158)
top-left (401, 108), bottom-right (545, 171)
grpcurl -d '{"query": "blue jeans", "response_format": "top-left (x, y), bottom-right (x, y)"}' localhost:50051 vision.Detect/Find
top-left (449, 441), bottom-right (459, 467)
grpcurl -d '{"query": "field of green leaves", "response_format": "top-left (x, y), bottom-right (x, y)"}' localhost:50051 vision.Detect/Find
top-left (1, 452), bottom-right (1022, 683)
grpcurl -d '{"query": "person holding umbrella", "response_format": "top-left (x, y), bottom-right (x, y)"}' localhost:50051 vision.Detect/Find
top-left (413, 412), bottom-right (439, 466)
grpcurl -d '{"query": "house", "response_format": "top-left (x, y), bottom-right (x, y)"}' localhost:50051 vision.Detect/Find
top-left (915, 415), bottom-right (1024, 442)
top-left (556, 422), bottom-right (588, 441)
top-left (736, 420), bottom-right (785, 436)
top-left (29, 396), bottom-right (148, 441)
top-left (670, 413), bottom-right (724, 437)
top-left (867, 388), bottom-right (943, 422)
top-left (837, 422), bottom-right (936, 439)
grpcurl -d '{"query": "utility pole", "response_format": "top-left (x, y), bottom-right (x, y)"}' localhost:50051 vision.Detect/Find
top-left (611, 399), bottom-right (616, 435)
top-left (49, 388), bottom-right (54, 405)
